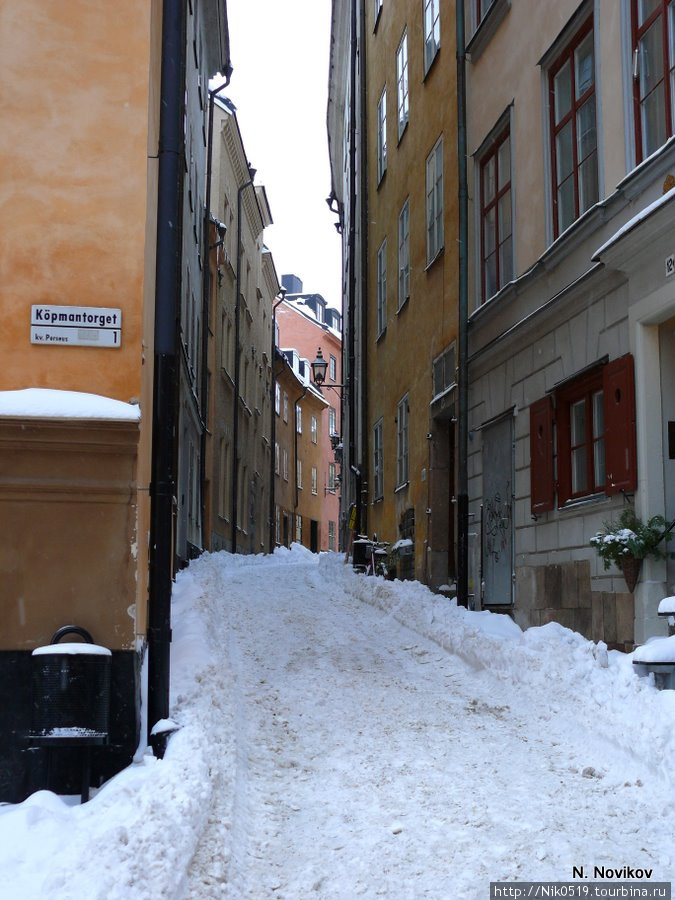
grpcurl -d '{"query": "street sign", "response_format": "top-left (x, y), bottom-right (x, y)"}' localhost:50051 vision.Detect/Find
top-left (31, 305), bottom-right (122, 348)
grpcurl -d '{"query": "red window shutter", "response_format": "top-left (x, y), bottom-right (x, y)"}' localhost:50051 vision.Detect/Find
top-left (530, 395), bottom-right (555, 513)
top-left (603, 354), bottom-right (637, 495)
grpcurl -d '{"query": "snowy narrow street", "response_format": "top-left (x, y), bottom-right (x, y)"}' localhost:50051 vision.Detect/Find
top-left (2, 546), bottom-right (675, 899)
top-left (177, 549), bottom-right (675, 899)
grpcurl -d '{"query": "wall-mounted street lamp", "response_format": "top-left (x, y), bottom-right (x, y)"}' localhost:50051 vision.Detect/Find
top-left (310, 347), bottom-right (346, 396)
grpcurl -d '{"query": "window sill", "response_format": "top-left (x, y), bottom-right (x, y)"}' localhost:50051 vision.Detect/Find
top-left (377, 168), bottom-right (387, 190)
top-left (373, 5), bottom-right (382, 33)
top-left (558, 492), bottom-right (609, 512)
top-left (394, 481), bottom-right (409, 494)
top-left (397, 121), bottom-right (408, 145)
top-left (466, 0), bottom-right (511, 64)
top-left (425, 246), bottom-right (444, 271)
top-left (397, 297), bottom-right (410, 315)
top-left (423, 47), bottom-right (440, 82)
top-left (373, 495), bottom-right (384, 504)
top-left (376, 326), bottom-right (387, 342)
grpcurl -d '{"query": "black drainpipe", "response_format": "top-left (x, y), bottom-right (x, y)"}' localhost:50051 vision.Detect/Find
top-left (347, 0), bottom-right (359, 535)
top-left (358, 0), bottom-right (369, 538)
top-left (456, 0), bottom-right (469, 607)
top-left (231, 177), bottom-right (254, 553)
top-left (148, 0), bottom-right (186, 750)
top-left (293, 386), bottom-right (308, 519)
top-left (269, 292), bottom-right (286, 551)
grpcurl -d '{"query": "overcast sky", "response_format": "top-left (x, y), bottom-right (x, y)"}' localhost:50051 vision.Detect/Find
top-left (223, 0), bottom-right (342, 312)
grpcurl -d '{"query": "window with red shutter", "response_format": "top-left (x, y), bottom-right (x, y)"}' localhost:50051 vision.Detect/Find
top-left (530, 354), bottom-right (638, 511)
top-left (530, 395), bottom-right (555, 513)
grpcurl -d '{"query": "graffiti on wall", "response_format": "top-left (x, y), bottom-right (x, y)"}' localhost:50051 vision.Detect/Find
top-left (483, 483), bottom-right (513, 563)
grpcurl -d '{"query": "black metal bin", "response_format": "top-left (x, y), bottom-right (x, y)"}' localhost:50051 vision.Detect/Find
top-left (29, 626), bottom-right (112, 801)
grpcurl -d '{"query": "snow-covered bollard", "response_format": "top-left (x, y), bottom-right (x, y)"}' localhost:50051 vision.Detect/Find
top-left (632, 633), bottom-right (675, 690)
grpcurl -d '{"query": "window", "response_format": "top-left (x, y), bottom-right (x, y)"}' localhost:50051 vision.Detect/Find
top-left (311, 415), bottom-right (318, 444)
top-left (398, 199), bottom-right (410, 308)
top-left (328, 520), bottom-right (336, 551)
top-left (377, 239), bottom-right (387, 336)
top-left (632, 0), bottom-right (675, 162)
top-left (373, 418), bottom-right (384, 499)
top-left (328, 462), bottom-right (337, 492)
top-left (432, 344), bottom-right (456, 400)
top-left (283, 448), bottom-right (289, 481)
top-left (283, 392), bottom-right (289, 422)
top-left (424, 0), bottom-right (440, 73)
top-left (426, 139), bottom-right (444, 263)
top-left (275, 441), bottom-right (280, 475)
top-left (329, 406), bottom-right (337, 436)
top-left (549, 18), bottom-right (598, 238)
top-left (374, 0), bottom-right (383, 21)
top-left (530, 355), bottom-right (637, 512)
top-left (396, 395), bottom-right (409, 487)
top-left (275, 383), bottom-right (281, 415)
top-left (480, 129), bottom-right (512, 301)
top-left (377, 88), bottom-right (387, 182)
top-left (296, 404), bottom-right (302, 433)
top-left (329, 355), bottom-right (337, 381)
top-left (311, 466), bottom-right (318, 494)
top-left (296, 514), bottom-right (302, 543)
top-left (397, 31), bottom-right (409, 137)
top-left (475, 0), bottom-right (496, 25)
top-left (297, 458), bottom-right (303, 489)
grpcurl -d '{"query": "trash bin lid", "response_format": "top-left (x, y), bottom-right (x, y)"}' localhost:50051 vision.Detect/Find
top-left (32, 643), bottom-right (112, 656)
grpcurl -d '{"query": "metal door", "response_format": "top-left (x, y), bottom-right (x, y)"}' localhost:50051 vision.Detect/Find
top-left (481, 415), bottom-right (514, 606)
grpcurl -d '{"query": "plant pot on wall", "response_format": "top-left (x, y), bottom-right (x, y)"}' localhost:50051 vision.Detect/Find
top-left (620, 556), bottom-right (642, 592)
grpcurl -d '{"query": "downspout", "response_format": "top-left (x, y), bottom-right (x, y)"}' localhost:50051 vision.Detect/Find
top-left (456, 0), bottom-right (469, 607)
top-left (358, 0), bottom-right (369, 538)
top-left (347, 0), bottom-right (359, 535)
top-left (293, 386), bottom-right (309, 526)
top-left (200, 76), bottom-right (232, 548)
top-left (232, 177), bottom-right (254, 553)
top-left (269, 293), bottom-right (286, 551)
top-left (148, 0), bottom-right (186, 749)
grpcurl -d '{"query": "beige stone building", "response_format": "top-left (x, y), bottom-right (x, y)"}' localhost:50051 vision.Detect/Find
top-left (206, 99), bottom-right (278, 556)
top-left (464, 0), bottom-right (675, 646)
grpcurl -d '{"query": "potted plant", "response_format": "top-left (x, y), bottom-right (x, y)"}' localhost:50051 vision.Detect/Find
top-left (590, 509), bottom-right (674, 591)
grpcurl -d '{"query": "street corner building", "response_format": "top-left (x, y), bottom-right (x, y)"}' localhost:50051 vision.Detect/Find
top-left (0, 0), bottom-right (231, 801)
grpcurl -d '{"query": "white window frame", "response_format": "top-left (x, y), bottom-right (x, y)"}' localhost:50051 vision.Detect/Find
top-left (426, 138), bottom-right (444, 264)
top-left (311, 414), bottom-right (318, 444)
top-left (329, 406), bottom-right (337, 436)
top-left (377, 87), bottom-right (387, 182)
top-left (329, 354), bottom-right (337, 381)
top-left (377, 238), bottom-right (387, 336)
top-left (283, 448), bottom-right (289, 481)
top-left (396, 394), bottom-right (409, 487)
top-left (398, 198), bottom-right (410, 309)
top-left (397, 30), bottom-right (409, 137)
top-left (283, 392), bottom-right (289, 422)
top-left (296, 403), bottom-right (302, 434)
top-left (424, 0), bottom-right (440, 73)
top-left (328, 462), bottom-right (337, 492)
top-left (297, 458), bottom-right (303, 489)
top-left (311, 466), bottom-right (318, 495)
top-left (374, 417), bottom-right (384, 499)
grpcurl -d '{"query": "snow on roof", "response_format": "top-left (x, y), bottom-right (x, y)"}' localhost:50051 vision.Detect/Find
top-left (0, 388), bottom-right (141, 422)
top-left (658, 596), bottom-right (675, 616)
top-left (593, 186), bottom-right (675, 259)
top-left (633, 634), bottom-right (675, 664)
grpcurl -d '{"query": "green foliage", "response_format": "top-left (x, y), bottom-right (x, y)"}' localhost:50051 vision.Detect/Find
top-left (590, 509), bottom-right (672, 571)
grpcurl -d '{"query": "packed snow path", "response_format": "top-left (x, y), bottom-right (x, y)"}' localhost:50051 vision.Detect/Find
top-left (177, 550), bottom-right (675, 900)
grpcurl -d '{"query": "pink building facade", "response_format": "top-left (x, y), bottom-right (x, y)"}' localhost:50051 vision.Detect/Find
top-left (276, 285), bottom-right (342, 551)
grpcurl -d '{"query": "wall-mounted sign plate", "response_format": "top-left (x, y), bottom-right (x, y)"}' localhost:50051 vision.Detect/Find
top-left (31, 305), bottom-right (122, 348)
